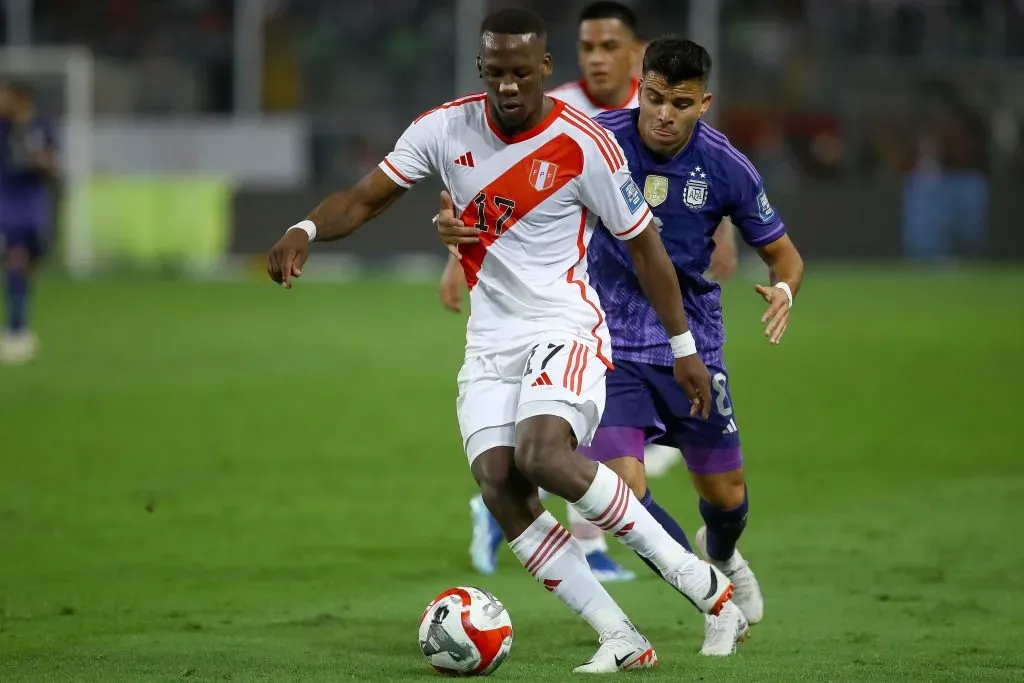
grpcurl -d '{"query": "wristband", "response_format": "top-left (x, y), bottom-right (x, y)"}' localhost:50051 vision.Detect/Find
top-left (669, 331), bottom-right (698, 358)
top-left (774, 282), bottom-right (793, 309)
top-left (288, 219), bottom-right (316, 242)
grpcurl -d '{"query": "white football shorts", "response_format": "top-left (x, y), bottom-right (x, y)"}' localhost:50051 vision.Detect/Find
top-left (457, 337), bottom-right (607, 463)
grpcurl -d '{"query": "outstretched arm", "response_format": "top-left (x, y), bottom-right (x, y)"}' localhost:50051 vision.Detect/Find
top-left (754, 234), bottom-right (803, 345)
top-left (269, 106), bottom-right (443, 287)
top-left (306, 168), bottom-right (407, 242)
top-left (267, 168), bottom-right (405, 287)
top-left (757, 233), bottom-right (803, 295)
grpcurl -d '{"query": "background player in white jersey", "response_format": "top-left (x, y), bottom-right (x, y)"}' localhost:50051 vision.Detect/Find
top-left (449, 2), bottom-right (736, 583)
top-left (547, 1), bottom-right (641, 117)
top-left (266, 8), bottom-right (743, 670)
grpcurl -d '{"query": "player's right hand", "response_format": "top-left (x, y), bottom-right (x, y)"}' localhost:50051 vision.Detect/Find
top-left (437, 190), bottom-right (480, 260)
top-left (673, 354), bottom-right (713, 420)
top-left (267, 228), bottom-right (310, 289)
top-left (439, 255), bottom-right (466, 313)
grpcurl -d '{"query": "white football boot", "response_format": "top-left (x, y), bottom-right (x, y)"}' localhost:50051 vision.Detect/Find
top-left (700, 600), bottom-right (749, 656)
top-left (573, 622), bottom-right (658, 673)
top-left (696, 525), bottom-right (764, 624)
top-left (662, 556), bottom-right (734, 616)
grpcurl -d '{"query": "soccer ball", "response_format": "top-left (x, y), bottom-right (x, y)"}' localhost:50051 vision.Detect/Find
top-left (418, 586), bottom-right (513, 676)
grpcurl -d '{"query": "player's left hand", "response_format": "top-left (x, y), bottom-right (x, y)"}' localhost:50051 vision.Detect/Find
top-left (755, 284), bottom-right (790, 345)
top-left (437, 190), bottom-right (481, 260)
top-left (674, 355), bottom-right (712, 420)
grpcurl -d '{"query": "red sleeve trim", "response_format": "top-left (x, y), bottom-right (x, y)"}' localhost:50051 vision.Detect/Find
top-left (613, 207), bottom-right (651, 240)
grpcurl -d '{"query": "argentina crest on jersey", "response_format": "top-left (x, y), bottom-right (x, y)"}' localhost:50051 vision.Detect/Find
top-left (683, 165), bottom-right (708, 210)
top-left (643, 175), bottom-right (668, 207)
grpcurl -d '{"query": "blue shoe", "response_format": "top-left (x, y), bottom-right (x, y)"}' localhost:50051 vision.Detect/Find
top-left (469, 494), bottom-right (503, 575)
top-left (586, 550), bottom-right (636, 583)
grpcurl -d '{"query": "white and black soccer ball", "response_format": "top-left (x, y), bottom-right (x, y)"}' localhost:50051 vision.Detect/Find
top-left (418, 586), bottom-right (513, 676)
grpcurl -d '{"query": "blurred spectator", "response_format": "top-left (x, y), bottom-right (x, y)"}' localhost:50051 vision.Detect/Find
top-left (902, 80), bottom-right (990, 261)
top-left (0, 0), bottom-right (1019, 191)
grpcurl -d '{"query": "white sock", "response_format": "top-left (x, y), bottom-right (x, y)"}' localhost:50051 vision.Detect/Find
top-left (509, 511), bottom-right (629, 635)
top-left (571, 463), bottom-right (697, 575)
top-left (537, 488), bottom-right (552, 502)
top-left (566, 502), bottom-right (608, 554)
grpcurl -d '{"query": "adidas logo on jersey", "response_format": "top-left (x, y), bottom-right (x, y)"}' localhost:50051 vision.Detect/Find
top-left (530, 372), bottom-right (553, 387)
top-left (454, 151), bottom-right (475, 167)
top-left (721, 419), bottom-right (738, 435)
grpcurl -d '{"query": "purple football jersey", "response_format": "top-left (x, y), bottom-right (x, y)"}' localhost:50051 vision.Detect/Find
top-left (589, 110), bottom-right (786, 366)
top-left (0, 115), bottom-right (56, 232)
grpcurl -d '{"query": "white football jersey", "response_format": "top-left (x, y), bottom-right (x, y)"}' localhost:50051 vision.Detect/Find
top-left (547, 78), bottom-right (640, 119)
top-left (379, 94), bottom-right (652, 366)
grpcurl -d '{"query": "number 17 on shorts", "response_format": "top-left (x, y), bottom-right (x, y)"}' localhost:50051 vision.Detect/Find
top-left (518, 338), bottom-right (607, 445)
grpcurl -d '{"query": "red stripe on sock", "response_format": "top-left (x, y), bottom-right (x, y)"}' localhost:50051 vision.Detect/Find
top-left (527, 526), bottom-right (572, 576)
top-left (601, 479), bottom-right (631, 530)
top-left (525, 525), bottom-right (562, 575)
top-left (589, 477), bottom-right (627, 530)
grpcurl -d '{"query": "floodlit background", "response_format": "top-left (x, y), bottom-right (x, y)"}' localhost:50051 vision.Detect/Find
top-left (1, 1), bottom-right (1022, 680)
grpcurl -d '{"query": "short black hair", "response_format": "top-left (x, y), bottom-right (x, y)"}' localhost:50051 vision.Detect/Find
top-left (3, 80), bottom-right (36, 100)
top-left (480, 7), bottom-right (547, 40)
top-left (642, 37), bottom-right (711, 86)
top-left (579, 1), bottom-right (638, 35)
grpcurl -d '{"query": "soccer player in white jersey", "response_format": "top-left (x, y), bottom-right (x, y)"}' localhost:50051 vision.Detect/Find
top-left (267, 7), bottom-right (745, 670)
top-left (449, 2), bottom-right (735, 583)
top-left (448, 0), bottom-right (644, 583)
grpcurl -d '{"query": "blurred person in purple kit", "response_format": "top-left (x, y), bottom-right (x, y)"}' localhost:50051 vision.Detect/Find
top-left (440, 37), bottom-right (803, 633)
top-left (0, 81), bottom-right (58, 365)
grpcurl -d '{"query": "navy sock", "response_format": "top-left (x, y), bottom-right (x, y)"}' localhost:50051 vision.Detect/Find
top-left (699, 488), bottom-right (749, 563)
top-left (5, 268), bottom-right (29, 332)
top-left (635, 488), bottom-right (692, 577)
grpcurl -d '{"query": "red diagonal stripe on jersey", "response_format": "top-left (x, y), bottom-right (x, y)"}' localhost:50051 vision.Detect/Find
top-left (457, 133), bottom-right (584, 290)
top-left (466, 151), bottom-right (474, 167)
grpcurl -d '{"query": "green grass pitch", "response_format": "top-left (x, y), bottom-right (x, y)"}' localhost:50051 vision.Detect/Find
top-left (1, 266), bottom-right (1023, 681)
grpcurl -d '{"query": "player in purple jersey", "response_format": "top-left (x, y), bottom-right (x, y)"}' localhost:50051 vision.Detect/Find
top-left (439, 37), bottom-right (804, 651)
top-left (582, 38), bottom-right (804, 630)
top-left (0, 81), bottom-right (58, 364)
